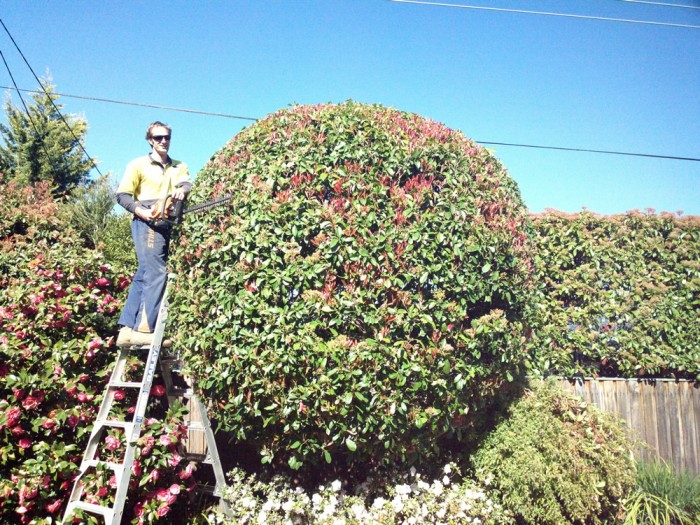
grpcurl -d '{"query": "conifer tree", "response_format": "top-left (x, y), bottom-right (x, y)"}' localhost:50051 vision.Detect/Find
top-left (0, 81), bottom-right (94, 194)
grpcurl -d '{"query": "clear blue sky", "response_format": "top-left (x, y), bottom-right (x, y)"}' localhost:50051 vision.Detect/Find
top-left (2, 0), bottom-right (699, 215)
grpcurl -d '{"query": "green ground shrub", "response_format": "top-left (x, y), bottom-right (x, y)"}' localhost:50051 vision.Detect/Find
top-left (169, 101), bottom-right (534, 471)
top-left (623, 460), bottom-right (700, 525)
top-left (471, 379), bottom-right (636, 525)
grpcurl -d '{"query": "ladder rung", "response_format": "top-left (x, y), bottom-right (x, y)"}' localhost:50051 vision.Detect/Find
top-left (81, 459), bottom-right (125, 472)
top-left (94, 420), bottom-right (133, 431)
top-left (109, 381), bottom-right (143, 389)
top-left (65, 500), bottom-right (112, 517)
top-left (167, 387), bottom-right (194, 397)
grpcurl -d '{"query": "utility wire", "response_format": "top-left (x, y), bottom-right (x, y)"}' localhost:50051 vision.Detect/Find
top-left (0, 17), bottom-right (103, 176)
top-left (476, 141), bottom-right (700, 162)
top-left (388, 0), bottom-right (700, 29)
top-left (611, 0), bottom-right (700, 10)
top-left (4, 85), bottom-right (698, 164)
top-left (2, 86), bottom-right (258, 122)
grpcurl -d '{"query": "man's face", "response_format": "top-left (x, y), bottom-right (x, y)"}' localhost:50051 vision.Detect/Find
top-left (149, 126), bottom-right (171, 156)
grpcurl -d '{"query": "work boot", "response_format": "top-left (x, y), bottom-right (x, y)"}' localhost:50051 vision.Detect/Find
top-left (129, 330), bottom-right (154, 347)
top-left (116, 327), bottom-right (132, 347)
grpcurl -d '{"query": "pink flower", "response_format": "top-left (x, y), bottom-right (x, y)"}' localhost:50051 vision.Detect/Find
top-left (167, 451), bottom-right (182, 467)
top-left (88, 338), bottom-right (103, 350)
top-left (141, 435), bottom-right (155, 455)
top-left (18, 438), bottom-right (32, 449)
top-left (67, 415), bottom-right (78, 428)
top-left (44, 499), bottom-right (62, 514)
top-left (21, 395), bottom-right (40, 410)
top-left (105, 435), bottom-right (120, 450)
top-left (95, 277), bottom-right (110, 288)
top-left (150, 384), bottom-right (166, 397)
top-left (97, 486), bottom-right (108, 498)
top-left (15, 505), bottom-right (29, 515)
top-left (156, 487), bottom-right (171, 502)
top-left (19, 485), bottom-right (38, 501)
top-left (157, 505), bottom-right (170, 517)
top-left (118, 276), bottom-right (131, 290)
top-left (42, 418), bottom-right (56, 429)
top-left (169, 484), bottom-right (181, 495)
top-left (113, 390), bottom-right (125, 401)
top-left (6, 407), bottom-right (21, 427)
top-left (178, 462), bottom-right (194, 480)
top-left (132, 460), bottom-right (142, 477)
top-left (134, 501), bottom-right (144, 517)
top-left (13, 388), bottom-right (26, 400)
top-left (11, 426), bottom-right (25, 436)
top-left (149, 469), bottom-right (160, 482)
top-left (159, 434), bottom-right (174, 447)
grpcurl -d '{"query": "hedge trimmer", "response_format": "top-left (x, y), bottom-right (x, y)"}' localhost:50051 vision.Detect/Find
top-left (149, 194), bottom-right (233, 228)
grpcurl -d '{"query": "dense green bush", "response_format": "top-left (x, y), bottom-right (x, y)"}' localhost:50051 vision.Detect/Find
top-left (471, 379), bottom-right (636, 524)
top-left (63, 174), bottom-right (137, 268)
top-left (170, 101), bottom-right (534, 471)
top-left (528, 211), bottom-right (700, 380)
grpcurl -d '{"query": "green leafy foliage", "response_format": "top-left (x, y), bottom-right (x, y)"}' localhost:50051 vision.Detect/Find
top-left (623, 460), bottom-right (700, 525)
top-left (527, 211), bottom-right (700, 380)
top-left (169, 102), bottom-right (534, 471)
top-left (0, 81), bottom-right (93, 195)
top-left (63, 174), bottom-right (136, 268)
top-left (471, 379), bottom-right (637, 525)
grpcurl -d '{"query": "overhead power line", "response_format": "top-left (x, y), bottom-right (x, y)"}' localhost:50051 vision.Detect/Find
top-left (612, 0), bottom-right (700, 10)
top-left (1, 86), bottom-right (258, 122)
top-left (476, 141), bottom-right (700, 162)
top-left (3, 86), bottom-right (698, 164)
top-left (388, 0), bottom-right (700, 29)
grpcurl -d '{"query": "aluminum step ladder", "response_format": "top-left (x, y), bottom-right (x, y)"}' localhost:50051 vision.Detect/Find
top-left (62, 284), bottom-right (228, 524)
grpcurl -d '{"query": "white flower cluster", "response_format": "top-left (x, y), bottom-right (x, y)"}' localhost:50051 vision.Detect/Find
top-left (215, 463), bottom-right (514, 525)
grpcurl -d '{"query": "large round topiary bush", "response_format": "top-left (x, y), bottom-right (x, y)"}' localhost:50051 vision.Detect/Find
top-left (169, 102), bottom-right (533, 471)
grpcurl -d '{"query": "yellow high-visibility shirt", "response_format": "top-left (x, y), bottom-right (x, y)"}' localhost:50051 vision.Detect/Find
top-left (117, 154), bottom-right (190, 204)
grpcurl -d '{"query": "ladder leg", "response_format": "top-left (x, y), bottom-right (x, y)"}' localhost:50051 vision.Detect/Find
top-left (62, 286), bottom-right (171, 524)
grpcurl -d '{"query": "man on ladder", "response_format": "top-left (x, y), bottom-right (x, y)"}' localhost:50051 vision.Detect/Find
top-left (115, 121), bottom-right (191, 347)
top-left (62, 122), bottom-right (228, 524)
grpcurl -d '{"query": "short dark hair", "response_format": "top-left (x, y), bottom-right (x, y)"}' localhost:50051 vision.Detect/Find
top-left (145, 121), bottom-right (172, 141)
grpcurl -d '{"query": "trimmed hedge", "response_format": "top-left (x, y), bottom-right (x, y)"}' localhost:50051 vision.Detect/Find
top-left (169, 101), bottom-right (535, 471)
top-left (527, 210), bottom-right (700, 380)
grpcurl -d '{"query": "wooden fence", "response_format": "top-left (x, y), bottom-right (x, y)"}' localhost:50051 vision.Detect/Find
top-left (557, 378), bottom-right (700, 475)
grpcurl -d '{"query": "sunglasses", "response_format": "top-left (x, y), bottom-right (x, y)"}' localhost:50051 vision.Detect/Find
top-left (152, 135), bottom-right (171, 142)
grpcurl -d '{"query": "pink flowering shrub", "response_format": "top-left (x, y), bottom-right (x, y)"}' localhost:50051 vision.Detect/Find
top-left (0, 178), bottom-right (195, 524)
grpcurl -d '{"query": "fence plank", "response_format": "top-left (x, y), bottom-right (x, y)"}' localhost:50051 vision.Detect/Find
top-left (556, 379), bottom-right (699, 475)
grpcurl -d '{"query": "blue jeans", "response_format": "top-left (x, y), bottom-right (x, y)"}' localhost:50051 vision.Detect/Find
top-left (118, 218), bottom-right (170, 333)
